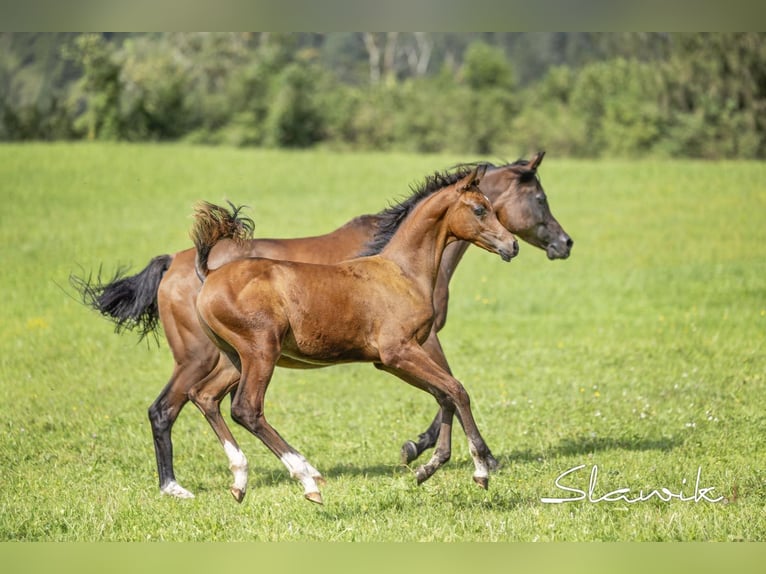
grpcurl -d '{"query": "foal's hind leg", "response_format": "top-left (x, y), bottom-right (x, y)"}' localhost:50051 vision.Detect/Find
top-left (229, 336), bottom-right (325, 504)
top-left (188, 357), bottom-right (248, 502)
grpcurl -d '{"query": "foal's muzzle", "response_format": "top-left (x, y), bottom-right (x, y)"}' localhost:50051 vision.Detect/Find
top-left (499, 239), bottom-right (520, 262)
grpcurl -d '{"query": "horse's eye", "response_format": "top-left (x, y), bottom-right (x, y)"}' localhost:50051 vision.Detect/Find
top-left (473, 206), bottom-right (486, 217)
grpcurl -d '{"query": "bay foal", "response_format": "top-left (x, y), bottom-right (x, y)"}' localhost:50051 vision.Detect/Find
top-left (191, 167), bottom-right (518, 503)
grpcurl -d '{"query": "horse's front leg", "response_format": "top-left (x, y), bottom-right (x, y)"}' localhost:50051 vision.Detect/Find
top-left (379, 341), bottom-right (494, 489)
top-left (398, 331), bottom-right (450, 464)
top-left (397, 331), bottom-right (499, 472)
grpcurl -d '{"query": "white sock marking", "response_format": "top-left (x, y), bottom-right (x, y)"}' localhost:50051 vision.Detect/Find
top-left (281, 452), bottom-right (321, 495)
top-left (161, 480), bottom-right (195, 499)
top-left (223, 440), bottom-right (249, 493)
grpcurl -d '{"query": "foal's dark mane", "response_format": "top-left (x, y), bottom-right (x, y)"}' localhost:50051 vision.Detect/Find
top-left (360, 157), bottom-right (538, 257)
top-left (360, 163), bottom-right (494, 257)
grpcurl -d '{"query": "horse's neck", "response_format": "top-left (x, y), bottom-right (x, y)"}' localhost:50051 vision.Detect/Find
top-left (480, 167), bottom-right (510, 204)
top-left (438, 240), bottom-right (471, 284)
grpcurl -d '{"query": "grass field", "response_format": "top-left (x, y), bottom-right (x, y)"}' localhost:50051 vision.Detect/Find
top-left (0, 143), bottom-right (765, 541)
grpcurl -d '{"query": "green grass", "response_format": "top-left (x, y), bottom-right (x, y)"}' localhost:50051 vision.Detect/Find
top-left (0, 143), bottom-right (765, 541)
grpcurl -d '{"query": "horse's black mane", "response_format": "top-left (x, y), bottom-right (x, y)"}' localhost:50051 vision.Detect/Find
top-left (359, 157), bottom-right (535, 257)
top-left (359, 163), bottom-right (494, 257)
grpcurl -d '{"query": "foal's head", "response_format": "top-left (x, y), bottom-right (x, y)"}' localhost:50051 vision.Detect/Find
top-left (481, 152), bottom-right (573, 260)
top-left (448, 166), bottom-right (519, 262)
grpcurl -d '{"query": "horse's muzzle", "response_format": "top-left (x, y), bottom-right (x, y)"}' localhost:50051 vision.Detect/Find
top-left (546, 235), bottom-right (573, 260)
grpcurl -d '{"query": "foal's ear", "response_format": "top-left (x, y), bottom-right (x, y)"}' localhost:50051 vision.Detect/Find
top-left (461, 164), bottom-right (488, 191)
top-left (528, 151), bottom-right (545, 170)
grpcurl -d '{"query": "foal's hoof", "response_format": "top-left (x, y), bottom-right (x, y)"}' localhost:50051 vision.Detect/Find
top-left (473, 475), bottom-right (489, 490)
top-left (401, 441), bottom-right (419, 465)
top-left (230, 487), bottom-right (246, 503)
top-left (305, 491), bottom-right (324, 505)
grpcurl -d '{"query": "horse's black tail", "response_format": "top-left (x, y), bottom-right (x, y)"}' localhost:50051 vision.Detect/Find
top-left (190, 201), bottom-right (254, 280)
top-left (70, 254), bottom-right (173, 341)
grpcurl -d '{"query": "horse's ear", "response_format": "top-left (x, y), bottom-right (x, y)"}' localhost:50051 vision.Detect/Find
top-left (528, 151), bottom-right (545, 170)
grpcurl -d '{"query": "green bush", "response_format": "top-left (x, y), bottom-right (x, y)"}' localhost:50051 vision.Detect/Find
top-left (569, 58), bottom-right (669, 157)
top-left (263, 63), bottom-right (327, 148)
top-left (4, 33), bottom-right (765, 159)
top-left (119, 38), bottom-right (193, 141)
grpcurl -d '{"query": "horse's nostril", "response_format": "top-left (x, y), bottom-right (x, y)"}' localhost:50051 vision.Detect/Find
top-left (513, 240), bottom-right (519, 255)
top-left (566, 237), bottom-right (574, 248)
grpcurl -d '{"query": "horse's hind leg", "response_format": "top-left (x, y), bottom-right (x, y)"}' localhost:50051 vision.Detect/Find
top-left (148, 350), bottom-right (218, 499)
top-left (188, 358), bottom-right (249, 502)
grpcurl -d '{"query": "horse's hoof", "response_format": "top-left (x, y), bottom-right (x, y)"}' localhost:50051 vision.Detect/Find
top-left (230, 487), bottom-right (246, 503)
top-left (401, 441), bottom-right (419, 465)
top-left (415, 466), bottom-right (432, 485)
top-left (160, 481), bottom-right (195, 499)
top-left (473, 475), bottom-right (489, 490)
top-left (305, 491), bottom-right (324, 505)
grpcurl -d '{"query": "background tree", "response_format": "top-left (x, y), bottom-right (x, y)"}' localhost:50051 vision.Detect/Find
top-left (1, 32), bottom-right (764, 159)
top-left (64, 33), bottom-right (123, 140)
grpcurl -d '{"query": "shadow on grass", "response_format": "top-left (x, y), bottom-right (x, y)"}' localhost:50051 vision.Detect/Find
top-left (501, 433), bottom-right (682, 465)
top-left (244, 433), bottom-right (681, 489)
top-left (249, 462), bottom-right (400, 489)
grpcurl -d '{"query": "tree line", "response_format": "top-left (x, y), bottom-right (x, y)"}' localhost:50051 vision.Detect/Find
top-left (1, 33), bottom-right (764, 158)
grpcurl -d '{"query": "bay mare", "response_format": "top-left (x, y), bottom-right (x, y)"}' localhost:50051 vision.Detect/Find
top-left (73, 152), bottom-right (573, 499)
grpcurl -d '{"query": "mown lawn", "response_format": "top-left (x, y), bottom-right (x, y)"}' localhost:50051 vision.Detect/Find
top-left (0, 143), bottom-right (764, 541)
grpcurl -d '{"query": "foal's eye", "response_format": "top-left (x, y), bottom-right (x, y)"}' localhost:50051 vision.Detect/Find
top-left (473, 206), bottom-right (487, 217)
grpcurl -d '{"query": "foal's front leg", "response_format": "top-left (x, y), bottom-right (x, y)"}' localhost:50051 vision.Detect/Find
top-left (380, 341), bottom-right (495, 489)
top-left (397, 331), bottom-right (500, 472)
top-left (398, 331), bottom-right (450, 465)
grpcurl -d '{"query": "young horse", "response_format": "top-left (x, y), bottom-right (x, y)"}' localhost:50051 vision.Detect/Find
top-left (191, 167), bottom-right (518, 503)
top-left (73, 152), bottom-right (573, 500)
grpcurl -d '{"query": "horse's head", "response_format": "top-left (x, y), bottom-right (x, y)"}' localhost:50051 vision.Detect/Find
top-left (449, 165), bottom-right (519, 262)
top-left (479, 152), bottom-right (573, 260)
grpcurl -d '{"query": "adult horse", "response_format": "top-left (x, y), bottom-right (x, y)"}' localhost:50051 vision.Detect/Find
top-left (73, 152), bottom-right (573, 500)
top-left (192, 166), bottom-right (518, 503)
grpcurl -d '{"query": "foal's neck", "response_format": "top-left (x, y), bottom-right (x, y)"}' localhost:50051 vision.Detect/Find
top-left (379, 187), bottom-right (456, 291)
